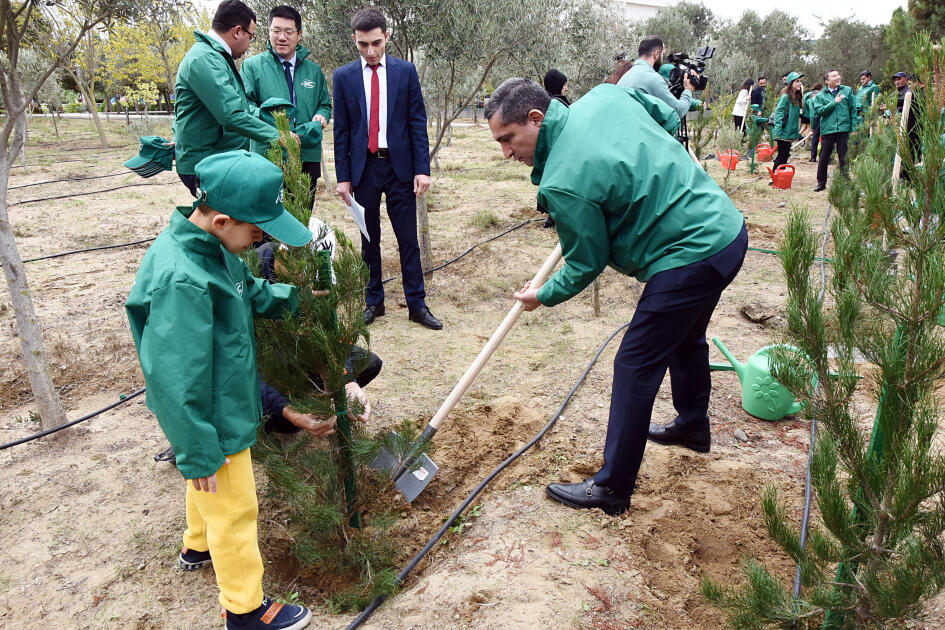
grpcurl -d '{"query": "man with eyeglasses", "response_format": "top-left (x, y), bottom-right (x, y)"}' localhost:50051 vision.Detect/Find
top-left (242, 5), bottom-right (332, 206)
top-left (173, 0), bottom-right (298, 197)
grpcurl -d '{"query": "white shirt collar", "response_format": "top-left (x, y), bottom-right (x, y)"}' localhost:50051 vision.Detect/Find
top-left (207, 29), bottom-right (232, 56)
top-left (360, 53), bottom-right (386, 71)
top-left (279, 53), bottom-right (297, 67)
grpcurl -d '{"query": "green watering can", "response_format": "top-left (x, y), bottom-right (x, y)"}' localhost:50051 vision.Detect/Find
top-left (712, 337), bottom-right (815, 421)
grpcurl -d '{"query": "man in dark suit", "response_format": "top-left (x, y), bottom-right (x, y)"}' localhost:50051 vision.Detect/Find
top-left (333, 7), bottom-right (441, 330)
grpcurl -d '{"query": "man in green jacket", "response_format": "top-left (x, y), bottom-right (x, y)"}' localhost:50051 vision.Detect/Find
top-left (617, 35), bottom-right (696, 121)
top-left (242, 5), bottom-right (332, 204)
top-left (812, 69), bottom-right (856, 191)
top-left (855, 71), bottom-right (880, 126)
top-left (126, 150), bottom-right (314, 629)
top-left (487, 78), bottom-right (747, 515)
top-left (173, 0), bottom-right (296, 197)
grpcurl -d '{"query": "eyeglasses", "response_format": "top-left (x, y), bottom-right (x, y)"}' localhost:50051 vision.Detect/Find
top-left (241, 26), bottom-right (256, 42)
top-left (269, 28), bottom-right (298, 37)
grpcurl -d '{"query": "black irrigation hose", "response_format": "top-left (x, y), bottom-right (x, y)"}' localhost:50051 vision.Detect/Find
top-left (10, 181), bottom-right (175, 206)
top-left (8, 171), bottom-right (128, 190)
top-left (0, 387), bottom-right (145, 451)
top-left (22, 237), bottom-right (156, 263)
top-left (382, 218), bottom-right (542, 285)
top-left (12, 158), bottom-right (86, 169)
top-left (346, 321), bottom-right (631, 629)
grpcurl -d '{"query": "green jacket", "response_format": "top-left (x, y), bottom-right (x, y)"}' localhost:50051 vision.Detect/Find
top-left (772, 93), bottom-right (802, 141)
top-left (532, 85), bottom-right (743, 307)
top-left (802, 91), bottom-right (819, 120)
top-left (173, 31), bottom-right (279, 175)
top-left (242, 43), bottom-right (333, 163)
top-left (126, 208), bottom-right (299, 479)
top-left (855, 81), bottom-right (880, 113)
top-left (812, 85), bottom-right (857, 134)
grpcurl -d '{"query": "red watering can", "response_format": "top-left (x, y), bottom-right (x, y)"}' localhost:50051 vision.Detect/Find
top-left (718, 150), bottom-right (741, 171)
top-left (767, 164), bottom-right (795, 189)
top-left (755, 142), bottom-right (774, 162)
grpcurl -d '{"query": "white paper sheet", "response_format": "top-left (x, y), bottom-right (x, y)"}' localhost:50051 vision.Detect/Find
top-left (345, 194), bottom-right (370, 242)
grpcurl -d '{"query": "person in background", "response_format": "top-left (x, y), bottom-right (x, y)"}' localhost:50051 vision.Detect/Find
top-left (855, 70), bottom-right (880, 126)
top-left (895, 71), bottom-right (921, 180)
top-left (771, 72), bottom-right (804, 171)
top-left (802, 82), bottom-right (823, 162)
top-left (733, 79), bottom-right (753, 131)
top-left (617, 35), bottom-right (696, 120)
top-left (812, 69), bottom-right (856, 192)
top-left (751, 76), bottom-right (767, 109)
top-left (544, 69), bottom-right (570, 106)
top-left (605, 60), bottom-right (632, 85)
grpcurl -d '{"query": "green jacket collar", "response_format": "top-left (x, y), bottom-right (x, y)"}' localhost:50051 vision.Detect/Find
top-left (530, 99), bottom-right (569, 185)
top-left (266, 41), bottom-right (310, 64)
top-left (194, 30), bottom-right (228, 56)
top-left (864, 81), bottom-right (876, 90)
top-left (168, 207), bottom-right (223, 258)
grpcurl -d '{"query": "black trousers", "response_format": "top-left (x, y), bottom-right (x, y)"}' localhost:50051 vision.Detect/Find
top-left (592, 224), bottom-right (748, 494)
top-left (816, 132), bottom-right (849, 187)
top-left (733, 115), bottom-right (744, 131)
top-left (302, 161), bottom-right (321, 210)
top-left (355, 153), bottom-right (426, 310)
top-left (773, 140), bottom-right (792, 169)
top-left (810, 118), bottom-right (821, 160)
top-left (179, 172), bottom-right (199, 197)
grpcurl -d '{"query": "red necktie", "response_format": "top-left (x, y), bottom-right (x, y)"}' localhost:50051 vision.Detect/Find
top-left (368, 65), bottom-right (380, 154)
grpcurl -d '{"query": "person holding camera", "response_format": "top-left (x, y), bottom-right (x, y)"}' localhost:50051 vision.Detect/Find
top-left (617, 35), bottom-right (695, 120)
top-left (486, 78), bottom-right (746, 515)
top-left (771, 72), bottom-right (804, 170)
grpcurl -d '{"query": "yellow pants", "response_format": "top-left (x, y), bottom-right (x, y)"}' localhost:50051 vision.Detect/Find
top-left (183, 448), bottom-right (264, 614)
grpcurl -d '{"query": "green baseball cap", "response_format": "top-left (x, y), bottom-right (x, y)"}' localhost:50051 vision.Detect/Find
top-left (193, 150), bottom-right (312, 247)
top-left (125, 135), bottom-right (175, 176)
top-left (785, 71), bottom-right (804, 84)
top-left (659, 63), bottom-right (674, 81)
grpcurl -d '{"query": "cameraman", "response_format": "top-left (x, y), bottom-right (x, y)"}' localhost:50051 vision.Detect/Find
top-left (617, 35), bottom-right (695, 120)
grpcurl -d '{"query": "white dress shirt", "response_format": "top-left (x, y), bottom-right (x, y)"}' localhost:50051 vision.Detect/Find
top-left (206, 29), bottom-right (232, 57)
top-left (281, 54), bottom-right (297, 81)
top-left (361, 54), bottom-right (388, 149)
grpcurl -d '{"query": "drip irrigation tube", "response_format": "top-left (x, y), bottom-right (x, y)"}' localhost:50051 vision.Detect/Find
top-left (792, 203), bottom-right (832, 599)
top-left (346, 321), bottom-right (631, 629)
top-left (22, 237), bottom-right (156, 263)
top-left (12, 158), bottom-right (87, 169)
top-left (10, 181), bottom-right (175, 206)
top-left (8, 171), bottom-right (129, 190)
top-left (382, 218), bottom-right (541, 285)
top-left (0, 388), bottom-right (145, 451)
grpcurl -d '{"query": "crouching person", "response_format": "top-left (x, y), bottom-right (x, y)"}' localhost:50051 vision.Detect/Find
top-left (126, 150), bottom-right (315, 630)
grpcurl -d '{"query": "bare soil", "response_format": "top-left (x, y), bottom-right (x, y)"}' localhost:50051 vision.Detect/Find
top-left (2, 118), bottom-right (943, 629)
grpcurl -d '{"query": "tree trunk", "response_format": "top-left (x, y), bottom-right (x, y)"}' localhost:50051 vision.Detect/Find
top-left (73, 76), bottom-right (106, 148)
top-left (0, 111), bottom-right (68, 430)
top-left (51, 109), bottom-right (60, 139)
top-left (416, 191), bottom-right (433, 281)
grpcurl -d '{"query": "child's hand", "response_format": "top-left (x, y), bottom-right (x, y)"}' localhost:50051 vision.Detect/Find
top-left (284, 405), bottom-right (336, 437)
top-left (191, 457), bottom-right (231, 494)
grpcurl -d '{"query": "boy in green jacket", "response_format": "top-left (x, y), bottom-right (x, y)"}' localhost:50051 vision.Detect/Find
top-left (242, 5), bottom-right (332, 205)
top-left (487, 78), bottom-right (746, 516)
top-left (126, 150), bottom-right (314, 630)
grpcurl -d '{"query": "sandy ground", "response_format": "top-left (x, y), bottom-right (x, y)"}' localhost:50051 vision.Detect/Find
top-left (2, 118), bottom-right (944, 629)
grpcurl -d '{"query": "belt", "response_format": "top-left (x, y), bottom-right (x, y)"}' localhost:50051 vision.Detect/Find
top-left (371, 148), bottom-right (390, 159)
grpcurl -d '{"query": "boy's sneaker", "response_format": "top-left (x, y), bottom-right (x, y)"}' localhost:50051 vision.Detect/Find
top-left (178, 547), bottom-right (212, 571)
top-left (224, 597), bottom-right (312, 630)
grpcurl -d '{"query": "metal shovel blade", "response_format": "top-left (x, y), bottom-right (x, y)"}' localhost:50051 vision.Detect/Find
top-left (393, 452), bottom-right (439, 503)
top-left (368, 431), bottom-right (403, 473)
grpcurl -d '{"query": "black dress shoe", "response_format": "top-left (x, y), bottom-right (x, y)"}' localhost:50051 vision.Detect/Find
top-left (408, 306), bottom-right (443, 330)
top-left (647, 421), bottom-right (711, 453)
top-left (545, 479), bottom-right (630, 516)
top-left (814, 184), bottom-right (827, 192)
top-left (363, 304), bottom-right (385, 325)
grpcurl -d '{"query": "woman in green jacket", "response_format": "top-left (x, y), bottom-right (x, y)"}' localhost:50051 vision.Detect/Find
top-left (772, 71), bottom-right (804, 169)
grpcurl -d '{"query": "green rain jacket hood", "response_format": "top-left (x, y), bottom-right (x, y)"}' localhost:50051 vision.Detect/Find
top-left (529, 84), bottom-right (743, 307)
top-left (812, 84), bottom-right (857, 134)
top-left (126, 208), bottom-right (299, 479)
top-left (242, 42), bottom-right (333, 162)
top-left (173, 31), bottom-right (279, 175)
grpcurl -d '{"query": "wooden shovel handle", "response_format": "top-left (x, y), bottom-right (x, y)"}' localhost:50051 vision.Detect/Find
top-left (427, 243), bottom-right (563, 430)
top-left (891, 90), bottom-right (913, 193)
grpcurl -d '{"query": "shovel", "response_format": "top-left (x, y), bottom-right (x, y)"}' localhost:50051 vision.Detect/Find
top-left (370, 243), bottom-right (563, 502)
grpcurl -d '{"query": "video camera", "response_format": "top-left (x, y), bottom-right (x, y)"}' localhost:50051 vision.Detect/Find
top-left (666, 45), bottom-right (715, 98)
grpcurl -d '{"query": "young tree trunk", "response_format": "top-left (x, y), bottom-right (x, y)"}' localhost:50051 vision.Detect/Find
top-left (0, 112), bottom-right (68, 430)
top-left (416, 191), bottom-right (433, 280)
top-left (71, 74), bottom-right (106, 148)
